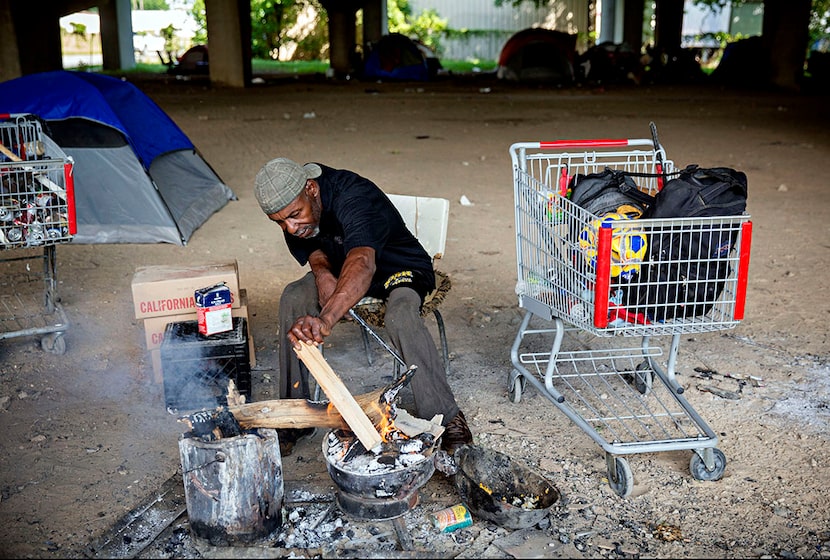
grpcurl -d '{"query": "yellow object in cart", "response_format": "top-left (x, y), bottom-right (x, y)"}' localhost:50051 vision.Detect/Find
top-left (578, 212), bottom-right (648, 280)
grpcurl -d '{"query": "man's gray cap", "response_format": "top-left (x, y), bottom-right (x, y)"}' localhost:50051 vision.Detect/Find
top-left (254, 158), bottom-right (323, 215)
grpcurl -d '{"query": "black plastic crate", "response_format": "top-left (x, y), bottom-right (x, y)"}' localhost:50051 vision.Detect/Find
top-left (160, 317), bottom-right (251, 413)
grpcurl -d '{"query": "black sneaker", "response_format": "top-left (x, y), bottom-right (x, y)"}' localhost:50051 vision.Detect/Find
top-left (277, 428), bottom-right (315, 457)
top-left (440, 410), bottom-right (472, 454)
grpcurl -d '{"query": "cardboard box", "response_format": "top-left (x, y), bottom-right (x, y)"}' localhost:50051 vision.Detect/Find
top-left (131, 261), bottom-right (241, 319)
top-left (144, 290), bottom-right (256, 383)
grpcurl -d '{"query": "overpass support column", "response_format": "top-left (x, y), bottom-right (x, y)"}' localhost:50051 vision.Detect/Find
top-left (99, 0), bottom-right (135, 71)
top-left (205, 0), bottom-right (251, 87)
top-left (320, 0), bottom-right (362, 78)
top-left (362, 0), bottom-right (386, 50)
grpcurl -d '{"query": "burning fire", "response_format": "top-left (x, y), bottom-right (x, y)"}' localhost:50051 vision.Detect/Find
top-left (372, 402), bottom-right (409, 443)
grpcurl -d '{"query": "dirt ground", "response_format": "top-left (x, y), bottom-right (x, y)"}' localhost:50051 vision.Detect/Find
top-left (1, 73), bottom-right (829, 559)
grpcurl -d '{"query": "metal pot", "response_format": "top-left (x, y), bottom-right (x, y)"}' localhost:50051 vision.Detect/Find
top-left (453, 445), bottom-right (560, 530)
top-left (322, 430), bottom-right (436, 520)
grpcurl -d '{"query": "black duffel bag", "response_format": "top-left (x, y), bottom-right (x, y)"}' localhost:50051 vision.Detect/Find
top-left (622, 165), bottom-right (748, 321)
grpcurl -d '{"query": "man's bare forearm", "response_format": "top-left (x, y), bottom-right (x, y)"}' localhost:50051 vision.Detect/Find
top-left (317, 246), bottom-right (375, 330)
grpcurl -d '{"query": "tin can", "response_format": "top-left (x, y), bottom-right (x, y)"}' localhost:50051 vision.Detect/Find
top-left (431, 504), bottom-right (472, 532)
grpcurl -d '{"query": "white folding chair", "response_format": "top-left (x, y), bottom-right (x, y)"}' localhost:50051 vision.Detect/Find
top-left (350, 194), bottom-right (452, 376)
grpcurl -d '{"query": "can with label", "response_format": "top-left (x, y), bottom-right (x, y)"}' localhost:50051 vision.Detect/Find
top-left (430, 504), bottom-right (472, 532)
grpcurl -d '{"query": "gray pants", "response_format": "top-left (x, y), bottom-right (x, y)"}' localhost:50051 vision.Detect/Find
top-left (278, 272), bottom-right (460, 425)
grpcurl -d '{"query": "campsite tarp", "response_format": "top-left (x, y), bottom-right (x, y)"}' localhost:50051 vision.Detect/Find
top-left (497, 28), bottom-right (577, 84)
top-left (0, 71), bottom-right (235, 245)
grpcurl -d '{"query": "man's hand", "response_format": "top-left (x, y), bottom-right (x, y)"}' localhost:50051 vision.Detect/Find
top-left (287, 315), bottom-right (332, 347)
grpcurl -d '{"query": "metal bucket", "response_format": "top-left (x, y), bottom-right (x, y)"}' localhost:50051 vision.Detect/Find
top-left (178, 429), bottom-right (283, 546)
top-left (453, 445), bottom-right (560, 530)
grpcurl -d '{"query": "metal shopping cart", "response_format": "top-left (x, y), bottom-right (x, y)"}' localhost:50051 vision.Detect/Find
top-left (1, 114), bottom-right (76, 354)
top-left (507, 127), bottom-right (752, 497)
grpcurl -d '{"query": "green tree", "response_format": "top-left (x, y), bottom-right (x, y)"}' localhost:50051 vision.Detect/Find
top-left (251, 0), bottom-right (325, 60)
top-left (494, 0), bottom-right (546, 7)
top-left (810, 0), bottom-right (830, 49)
top-left (387, 0), bottom-right (448, 54)
top-left (190, 0), bottom-right (207, 44)
top-left (190, 0), bottom-right (328, 60)
top-left (133, 0), bottom-right (169, 9)
top-left (70, 22), bottom-right (87, 43)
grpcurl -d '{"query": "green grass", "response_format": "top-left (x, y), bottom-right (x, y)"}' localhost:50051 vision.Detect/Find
top-left (439, 59), bottom-right (498, 73)
top-left (95, 58), bottom-right (497, 77)
top-left (252, 59), bottom-right (330, 74)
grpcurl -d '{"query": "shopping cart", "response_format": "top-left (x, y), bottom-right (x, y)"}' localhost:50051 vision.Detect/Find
top-left (1, 114), bottom-right (76, 354)
top-left (507, 127), bottom-right (752, 497)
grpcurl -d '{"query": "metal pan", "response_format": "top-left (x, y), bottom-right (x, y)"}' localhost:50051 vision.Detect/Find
top-left (452, 445), bottom-right (560, 529)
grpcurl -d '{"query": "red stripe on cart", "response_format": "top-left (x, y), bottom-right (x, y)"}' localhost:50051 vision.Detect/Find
top-left (64, 161), bottom-right (77, 235)
top-left (593, 225), bottom-right (612, 328)
top-left (733, 221), bottom-right (752, 320)
top-left (539, 139), bottom-right (632, 149)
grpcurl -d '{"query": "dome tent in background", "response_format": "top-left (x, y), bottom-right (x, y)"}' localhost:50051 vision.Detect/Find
top-left (497, 28), bottom-right (578, 84)
top-left (0, 70), bottom-right (235, 245)
top-left (362, 33), bottom-right (439, 81)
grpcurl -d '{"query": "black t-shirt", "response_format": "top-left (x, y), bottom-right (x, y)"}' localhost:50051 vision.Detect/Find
top-left (284, 164), bottom-right (436, 300)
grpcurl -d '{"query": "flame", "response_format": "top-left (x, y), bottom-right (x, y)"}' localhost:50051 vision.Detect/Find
top-left (371, 402), bottom-right (408, 443)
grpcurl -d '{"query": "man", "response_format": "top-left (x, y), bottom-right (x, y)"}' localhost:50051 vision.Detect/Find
top-left (254, 157), bottom-right (473, 456)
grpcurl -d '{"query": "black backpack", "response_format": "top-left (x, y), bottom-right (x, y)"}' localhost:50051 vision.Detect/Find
top-left (622, 165), bottom-right (748, 321)
top-left (568, 168), bottom-right (654, 217)
top-left (640, 166), bottom-right (748, 220)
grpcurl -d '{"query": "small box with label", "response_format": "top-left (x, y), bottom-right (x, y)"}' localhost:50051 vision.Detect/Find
top-left (195, 282), bottom-right (233, 336)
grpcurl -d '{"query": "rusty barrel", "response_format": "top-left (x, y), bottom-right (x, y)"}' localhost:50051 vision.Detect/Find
top-left (178, 428), bottom-right (283, 546)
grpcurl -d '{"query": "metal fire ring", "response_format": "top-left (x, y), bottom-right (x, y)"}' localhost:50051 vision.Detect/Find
top-left (335, 488), bottom-right (419, 521)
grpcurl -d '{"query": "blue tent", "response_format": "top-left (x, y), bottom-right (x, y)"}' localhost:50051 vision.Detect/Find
top-left (0, 71), bottom-right (235, 245)
top-left (362, 33), bottom-right (432, 81)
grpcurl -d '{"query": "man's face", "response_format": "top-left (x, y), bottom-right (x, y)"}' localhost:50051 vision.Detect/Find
top-left (268, 180), bottom-right (322, 238)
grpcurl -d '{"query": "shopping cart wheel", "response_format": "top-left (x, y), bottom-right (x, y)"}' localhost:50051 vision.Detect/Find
top-left (41, 333), bottom-right (66, 355)
top-left (689, 448), bottom-right (726, 481)
top-left (632, 362), bottom-right (653, 395)
top-left (508, 369), bottom-right (524, 403)
top-left (607, 456), bottom-right (634, 498)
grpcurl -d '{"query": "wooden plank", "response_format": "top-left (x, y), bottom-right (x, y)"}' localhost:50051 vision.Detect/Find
top-left (294, 341), bottom-right (383, 451)
top-left (229, 386), bottom-right (386, 430)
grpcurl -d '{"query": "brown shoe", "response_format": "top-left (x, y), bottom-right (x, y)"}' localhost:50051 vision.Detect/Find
top-left (278, 428), bottom-right (315, 457)
top-left (441, 410), bottom-right (472, 454)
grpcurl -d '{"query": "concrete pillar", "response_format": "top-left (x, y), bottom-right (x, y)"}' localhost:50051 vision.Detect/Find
top-left (205, 0), bottom-right (250, 87)
top-left (0, 0), bottom-right (22, 81)
top-left (2, 0), bottom-right (62, 77)
top-left (622, 0), bottom-right (645, 51)
top-left (362, 0), bottom-right (386, 49)
top-left (99, 0), bottom-right (135, 71)
top-left (319, 0), bottom-right (363, 78)
top-left (326, 6), bottom-right (357, 78)
top-left (653, 0), bottom-right (684, 52)
top-left (599, 0), bottom-right (616, 44)
top-left (763, 0), bottom-right (811, 90)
